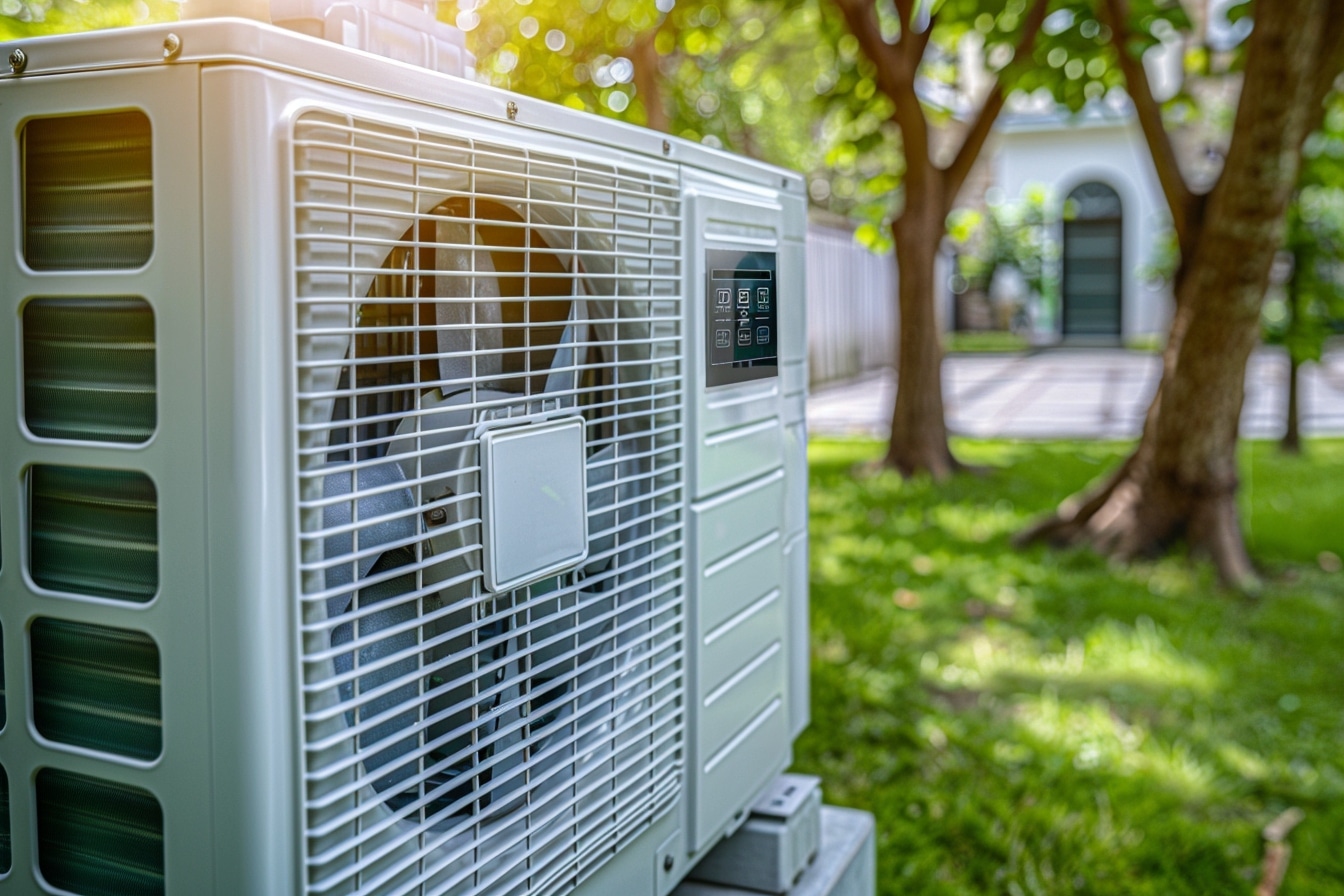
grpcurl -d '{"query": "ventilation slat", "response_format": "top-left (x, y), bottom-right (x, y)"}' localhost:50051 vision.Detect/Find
top-left (36, 769), bottom-right (164, 896)
top-left (31, 618), bottom-right (162, 761)
top-left (28, 465), bottom-right (159, 603)
top-left (22, 111), bottom-right (153, 271)
top-left (23, 297), bottom-right (156, 444)
top-left (0, 762), bottom-right (9, 875)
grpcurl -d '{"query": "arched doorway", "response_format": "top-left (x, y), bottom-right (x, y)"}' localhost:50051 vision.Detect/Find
top-left (1062, 181), bottom-right (1123, 338)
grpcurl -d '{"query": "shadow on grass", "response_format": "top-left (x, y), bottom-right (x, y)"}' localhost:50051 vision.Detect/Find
top-left (793, 438), bottom-right (1344, 896)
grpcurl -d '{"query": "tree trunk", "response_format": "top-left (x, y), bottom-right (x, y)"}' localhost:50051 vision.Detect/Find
top-left (832, 0), bottom-right (1049, 481)
top-left (632, 30), bottom-right (669, 133)
top-left (1283, 354), bottom-right (1302, 453)
top-left (1019, 1), bottom-right (1332, 588)
top-left (1282, 252), bottom-right (1304, 454)
top-left (885, 177), bottom-right (959, 479)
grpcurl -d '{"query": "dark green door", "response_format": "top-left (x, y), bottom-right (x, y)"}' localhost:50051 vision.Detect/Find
top-left (1062, 182), bottom-right (1122, 337)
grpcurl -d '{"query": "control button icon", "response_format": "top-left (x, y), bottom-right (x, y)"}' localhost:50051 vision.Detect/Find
top-left (716, 288), bottom-right (731, 306)
top-left (737, 307), bottom-right (751, 323)
top-left (756, 326), bottom-right (771, 344)
top-left (757, 287), bottom-right (770, 306)
top-left (715, 328), bottom-right (731, 348)
top-left (737, 288), bottom-right (751, 306)
top-left (737, 329), bottom-right (752, 346)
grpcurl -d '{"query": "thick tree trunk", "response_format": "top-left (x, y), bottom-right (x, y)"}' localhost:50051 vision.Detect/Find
top-left (1019, 1), bottom-right (1334, 588)
top-left (885, 178), bottom-right (959, 479)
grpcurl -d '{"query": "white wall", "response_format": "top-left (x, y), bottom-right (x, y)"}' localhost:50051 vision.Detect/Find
top-left (805, 222), bottom-right (898, 385)
top-left (994, 116), bottom-right (1174, 342)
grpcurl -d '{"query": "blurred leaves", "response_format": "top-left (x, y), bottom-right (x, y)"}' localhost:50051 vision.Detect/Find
top-left (459, 0), bottom-right (840, 181)
top-left (1262, 92), bottom-right (1344, 365)
top-left (948, 182), bottom-right (1059, 312)
top-left (0, 0), bottom-right (177, 37)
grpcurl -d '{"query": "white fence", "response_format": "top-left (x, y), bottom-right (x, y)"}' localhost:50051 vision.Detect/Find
top-left (805, 221), bottom-right (898, 385)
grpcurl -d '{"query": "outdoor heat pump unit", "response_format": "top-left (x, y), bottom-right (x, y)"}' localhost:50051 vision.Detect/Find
top-left (0, 4), bottom-right (812, 895)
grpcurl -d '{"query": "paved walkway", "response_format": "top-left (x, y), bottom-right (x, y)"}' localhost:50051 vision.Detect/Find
top-left (807, 346), bottom-right (1344, 439)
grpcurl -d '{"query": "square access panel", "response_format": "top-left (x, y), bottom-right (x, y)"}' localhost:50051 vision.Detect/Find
top-left (479, 416), bottom-right (588, 593)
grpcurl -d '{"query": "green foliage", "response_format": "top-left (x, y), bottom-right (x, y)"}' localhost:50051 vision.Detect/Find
top-left (1, 0), bottom-right (177, 39)
top-left (1266, 188), bottom-right (1344, 364)
top-left (1137, 225), bottom-right (1179, 288)
top-left (948, 183), bottom-right (1058, 305)
top-left (459, 0), bottom-right (835, 176)
top-left (948, 183), bottom-right (1058, 331)
top-left (818, 0), bottom-right (1193, 238)
top-left (818, 0), bottom-right (1068, 226)
top-left (1016, 0), bottom-right (1201, 114)
top-left (459, 0), bottom-right (669, 122)
top-left (797, 437), bottom-right (1344, 895)
top-left (1264, 93), bottom-right (1344, 363)
top-left (455, 0), bottom-right (1201, 234)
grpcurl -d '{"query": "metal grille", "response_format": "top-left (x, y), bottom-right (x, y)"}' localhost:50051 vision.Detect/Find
top-left (31, 617), bottom-right (162, 761)
top-left (290, 109), bottom-right (685, 896)
top-left (28, 465), bottom-right (159, 603)
top-left (22, 110), bottom-right (154, 271)
top-left (35, 768), bottom-right (164, 896)
top-left (23, 297), bottom-right (157, 444)
top-left (0, 761), bottom-right (8, 875)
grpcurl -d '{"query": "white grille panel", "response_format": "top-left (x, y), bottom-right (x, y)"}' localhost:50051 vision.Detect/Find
top-left (291, 109), bottom-right (685, 896)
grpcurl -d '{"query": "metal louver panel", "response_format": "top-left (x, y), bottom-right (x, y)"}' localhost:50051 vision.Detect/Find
top-left (36, 769), bottom-right (164, 896)
top-left (22, 110), bottom-right (153, 271)
top-left (291, 109), bottom-right (685, 896)
top-left (28, 465), bottom-right (159, 603)
top-left (31, 618), bottom-right (162, 761)
top-left (0, 762), bottom-right (9, 875)
top-left (23, 297), bottom-right (157, 444)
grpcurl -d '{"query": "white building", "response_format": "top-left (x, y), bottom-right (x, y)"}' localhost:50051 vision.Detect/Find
top-left (991, 105), bottom-right (1175, 344)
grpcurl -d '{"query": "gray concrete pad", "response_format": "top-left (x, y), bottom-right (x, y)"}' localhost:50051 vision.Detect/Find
top-left (807, 346), bottom-right (1344, 440)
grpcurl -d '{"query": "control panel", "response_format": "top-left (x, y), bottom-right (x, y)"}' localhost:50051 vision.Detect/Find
top-left (705, 248), bottom-right (778, 387)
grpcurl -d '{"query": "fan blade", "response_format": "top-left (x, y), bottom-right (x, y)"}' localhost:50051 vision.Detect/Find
top-left (542, 296), bottom-right (585, 400)
top-left (321, 460), bottom-right (417, 620)
top-left (435, 220), bottom-right (502, 386)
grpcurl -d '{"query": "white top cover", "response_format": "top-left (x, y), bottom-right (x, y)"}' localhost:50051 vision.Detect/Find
top-left (180, 0), bottom-right (475, 77)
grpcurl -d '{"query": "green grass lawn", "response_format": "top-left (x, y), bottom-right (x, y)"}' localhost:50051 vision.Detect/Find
top-left (943, 331), bottom-right (1032, 354)
top-left (794, 438), bottom-right (1344, 896)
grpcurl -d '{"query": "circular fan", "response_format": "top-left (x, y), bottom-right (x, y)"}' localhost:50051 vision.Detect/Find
top-left (320, 197), bottom-right (656, 836)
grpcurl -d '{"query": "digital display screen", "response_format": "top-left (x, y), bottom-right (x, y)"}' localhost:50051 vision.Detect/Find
top-left (711, 269), bottom-right (773, 281)
top-left (705, 248), bottom-right (778, 387)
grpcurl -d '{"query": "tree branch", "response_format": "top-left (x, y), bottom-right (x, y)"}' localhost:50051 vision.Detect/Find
top-left (632, 28), bottom-right (669, 132)
top-left (1102, 0), bottom-right (1199, 252)
top-left (909, 10), bottom-right (937, 67)
top-left (833, 0), bottom-right (912, 91)
top-left (942, 0), bottom-right (1050, 206)
top-left (833, 0), bottom-right (932, 179)
top-left (1309, 1), bottom-right (1344, 120)
top-left (892, 0), bottom-right (915, 35)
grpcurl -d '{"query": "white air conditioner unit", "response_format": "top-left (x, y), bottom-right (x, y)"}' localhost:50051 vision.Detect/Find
top-left (0, 12), bottom-right (809, 896)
